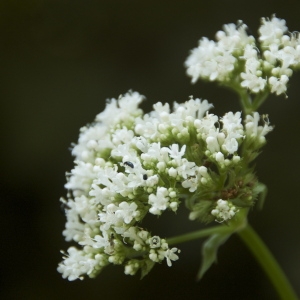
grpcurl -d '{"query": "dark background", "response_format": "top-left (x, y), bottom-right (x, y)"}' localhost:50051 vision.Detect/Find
top-left (1, 1), bottom-right (299, 299)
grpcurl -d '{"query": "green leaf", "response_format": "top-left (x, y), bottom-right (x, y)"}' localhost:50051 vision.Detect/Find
top-left (197, 232), bottom-right (232, 280)
top-left (253, 182), bottom-right (267, 210)
top-left (140, 259), bottom-right (156, 279)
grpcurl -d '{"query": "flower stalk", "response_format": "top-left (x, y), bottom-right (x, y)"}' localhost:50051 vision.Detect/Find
top-left (166, 224), bottom-right (298, 300)
top-left (238, 225), bottom-right (298, 300)
top-left (167, 225), bottom-right (233, 246)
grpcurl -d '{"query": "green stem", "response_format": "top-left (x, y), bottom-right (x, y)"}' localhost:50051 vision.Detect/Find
top-left (126, 226), bottom-right (232, 260)
top-left (228, 81), bottom-right (253, 114)
top-left (238, 225), bottom-right (298, 300)
top-left (251, 89), bottom-right (270, 112)
top-left (167, 208), bottom-right (249, 246)
top-left (239, 89), bottom-right (253, 115)
top-left (229, 80), bottom-right (270, 114)
top-left (166, 221), bottom-right (297, 299)
top-left (167, 225), bottom-right (233, 246)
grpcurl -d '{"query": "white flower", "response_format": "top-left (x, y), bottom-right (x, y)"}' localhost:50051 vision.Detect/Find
top-left (72, 124), bottom-right (112, 162)
top-left (133, 136), bottom-right (149, 153)
top-left (194, 113), bottom-right (218, 134)
top-left (182, 176), bottom-right (198, 192)
top-left (94, 165), bottom-right (118, 189)
top-left (57, 247), bottom-right (98, 281)
top-left (244, 57), bottom-right (261, 74)
top-left (124, 260), bottom-right (140, 275)
top-left (89, 184), bottom-right (115, 206)
top-left (259, 16), bottom-right (287, 45)
top-left (201, 51), bottom-right (236, 81)
top-left (185, 20), bottom-right (255, 84)
top-left (240, 72), bottom-right (267, 93)
top-left (221, 111), bottom-right (243, 137)
top-left (168, 167), bottom-right (178, 178)
top-left (96, 91), bottom-right (144, 127)
top-left (145, 174), bottom-right (159, 187)
top-left (111, 172), bottom-right (130, 195)
top-left (167, 144), bottom-right (186, 160)
top-left (141, 142), bottom-right (162, 163)
top-left (216, 22), bottom-right (254, 52)
top-left (62, 204), bottom-right (85, 242)
top-left (206, 129), bottom-right (221, 153)
top-left (185, 38), bottom-right (217, 83)
top-left (164, 248), bottom-right (180, 267)
top-left (153, 101), bottom-right (171, 114)
top-left (93, 234), bottom-right (109, 249)
top-left (245, 112), bottom-right (273, 145)
top-left (135, 114), bottom-right (160, 139)
top-left (240, 44), bottom-right (259, 60)
top-left (115, 202), bottom-right (139, 224)
top-left (99, 204), bottom-right (122, 230)
top-left (149, 236), bottom-right (161, 248)
top-left (123, 227), bottom-right (140, 242)
top-left (60, 89), bottom-right (273, 280)
top-left (176, 159), bottom-right (197, 179)
top-left (215, 152), bottom-right (225, 163)
top-left (222, 134), bottom-right (239, 154)
top-left (268, 75), bottom-right (289, 95)
top-left (211, 199), bottom-right (238, 222)
top-left (111, 143), bottom-right (136, 160)
top-left (74, 195), bottom-right (98, 225)
top-left (178, 97), bottom-right (213, 119)
top-left (280, 46), bottom-right (298, 69)
top-left (65, 161), bottom-right (97, 196)
top-left (148, 187), bottom-right (169, 215)
top-left (112, 128), bottom-right (135, 146)
top-left (184, 15), bottom-right (300, 99)
top-left (263, 43), bottom-right (280, 64)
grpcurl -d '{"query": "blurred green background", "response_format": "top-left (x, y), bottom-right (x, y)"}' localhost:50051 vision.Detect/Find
top-left (1, 1), bottom-right (299, 299)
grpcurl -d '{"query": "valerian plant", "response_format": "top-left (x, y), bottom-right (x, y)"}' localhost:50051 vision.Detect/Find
top-left (58, 15), bottom-right (298, 299)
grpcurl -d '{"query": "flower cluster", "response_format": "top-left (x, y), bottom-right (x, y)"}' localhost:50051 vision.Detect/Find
top-left (211, 199), bottom-right (238, 223)
top-left (185, 15), bottom-right (300, 96)
top-left (58, 91), bottom-right (272, 280)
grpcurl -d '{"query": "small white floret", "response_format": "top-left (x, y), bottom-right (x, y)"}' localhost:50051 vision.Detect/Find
top-left (211, 199), bottom-right (238, 222)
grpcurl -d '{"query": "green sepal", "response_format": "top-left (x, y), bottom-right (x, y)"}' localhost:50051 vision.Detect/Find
top-left (188, 200), bottom-right (216, 224)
